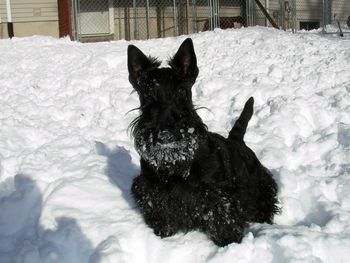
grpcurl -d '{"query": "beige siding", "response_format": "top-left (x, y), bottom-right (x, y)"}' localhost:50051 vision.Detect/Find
top-left (296, 0), bottom-right (323, 22)
top-left (253, 0), bottom-right (350, 28)
top-left (0, 20), bottom-right (59, 38)
top-left (0, 2), bottom-right (6, 22)
top-left (219, 6), bottom-right (241, 17)
top-left (0, 0), bottom-right (58, 22)
top-left (294, 0), bottom-right (349, 28)
top-left (332, 0), bottom-right (350, 23)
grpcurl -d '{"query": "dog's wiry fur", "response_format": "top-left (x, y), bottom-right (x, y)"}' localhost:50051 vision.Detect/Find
top-left (128, 38), bottom-right (279, 246)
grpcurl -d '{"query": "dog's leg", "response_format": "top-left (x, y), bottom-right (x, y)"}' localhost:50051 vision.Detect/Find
top-left (228, 97), bottom-right (254, 141)
top-left (252, 167), bottom-right (280, 223)
top-left (206, 218), bottom-right (245, 246)
top-left (196, 189), bottom-right (247, 246)
top-left (131, 160), bottom-right (180, 238)
top-left (132, 175), bottom-right (179, 237)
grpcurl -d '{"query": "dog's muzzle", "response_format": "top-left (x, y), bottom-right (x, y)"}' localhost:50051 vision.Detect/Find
top-left (135, 128), bottom-right (204, 178)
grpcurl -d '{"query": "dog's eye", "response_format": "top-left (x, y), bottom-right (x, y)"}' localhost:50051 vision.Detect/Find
top-left (137, 72), bottom-right (148, 85)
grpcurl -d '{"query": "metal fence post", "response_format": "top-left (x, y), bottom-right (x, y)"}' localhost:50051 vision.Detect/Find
top-left (5, 0), bottom-right (14, 38)
top-left (292, 0), bottom-right (296, 32)
top-left (279, 0), bottom-right (285, 30)
top-left (146, 0), bottom-right (150, 39)
top-left (0, 12), bottom-right (2, 39)
top-left (322, 0), bottom-right (325, 31)
top-left (133, 0), bottom-right (138, 39)
top-left (108, 0), bottom-right (114, 37)
top-left (208, 0), bottom-right (218, 30)
top-left (173, 0), bottom-right (178, 36)
top-left (247, 0), bottom-right (255, 26)
top-left (322, 0), bottom-right (332, 29)
top-left (208, 0), bottom-right (212, 30)
top-left (191, 0), bottom-right (197, 33)
top-left (214, 0), bottom-right (219, 29)
top-left (74, 0), bottom-right (81, 41)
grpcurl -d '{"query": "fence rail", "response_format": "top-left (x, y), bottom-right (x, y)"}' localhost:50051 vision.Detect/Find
top-left (72, 0), bottom-right (350, 41)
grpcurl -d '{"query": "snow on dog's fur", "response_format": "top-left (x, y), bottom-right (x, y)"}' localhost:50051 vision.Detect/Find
top-left (128, 38), bottom-right (279, 246)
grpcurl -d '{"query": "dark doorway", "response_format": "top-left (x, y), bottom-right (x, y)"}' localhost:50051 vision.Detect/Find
top-left (300, 21), bottom-right (320, 31)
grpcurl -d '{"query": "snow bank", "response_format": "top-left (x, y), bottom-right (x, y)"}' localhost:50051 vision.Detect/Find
top-left (0, 27), bottom-right (349, 262)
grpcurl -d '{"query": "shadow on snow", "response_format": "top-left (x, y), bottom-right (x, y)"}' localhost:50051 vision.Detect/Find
top-left (95, 141), bottom-right (139, 209)
top-left (0, 174), bottom-right (95, 263)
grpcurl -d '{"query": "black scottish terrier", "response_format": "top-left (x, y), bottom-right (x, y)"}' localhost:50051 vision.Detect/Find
top-left (127, 38), bottom-right (279, 246)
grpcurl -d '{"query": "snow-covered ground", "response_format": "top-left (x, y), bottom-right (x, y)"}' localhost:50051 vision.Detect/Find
top-left (0, 27), bottom-right (349, 263)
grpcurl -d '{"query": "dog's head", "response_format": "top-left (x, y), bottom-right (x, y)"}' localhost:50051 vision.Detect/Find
top-left (128, 38), bottom-right (203, 130)
top-left (127, 38), bottom-right (207, 176)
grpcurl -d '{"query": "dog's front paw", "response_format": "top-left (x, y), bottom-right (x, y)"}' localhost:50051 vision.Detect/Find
top-left (210, 227), bottom-right (244, 247)
top-left (204, 212), bottom-right (246, 246)
top-left (153, 224), bottom-right (176, 238)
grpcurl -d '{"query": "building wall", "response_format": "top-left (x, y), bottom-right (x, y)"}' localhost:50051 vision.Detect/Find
top-left (294, 0), bottom-right (350, 23)
top-left (0, 0), bottom-right (59, 38)
top-left (294, 0), bottom-right (349, 29)
top-left (255, 0), bottom-right (350, 30)
top-left (332, 0), bottom-right (350, 22)
top-left (3, 21), bottom-right (59, 37)
top-left (0, 0), bottom-right (57, 22)
top-left (0, 22), bottom-right (3, 38)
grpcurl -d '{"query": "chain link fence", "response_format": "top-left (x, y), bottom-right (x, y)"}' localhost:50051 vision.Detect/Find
top-left (72, 0), bottom-right (350, 41)
top-left (73, 0), bottom-right (249, 41)
top-left (322, 0), bottom-right (350, 35)
top-left (279, 0), bottom-right (350, 35)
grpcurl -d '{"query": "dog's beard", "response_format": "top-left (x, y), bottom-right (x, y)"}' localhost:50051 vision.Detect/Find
top-left (134, 128), bottom-right (205, 179)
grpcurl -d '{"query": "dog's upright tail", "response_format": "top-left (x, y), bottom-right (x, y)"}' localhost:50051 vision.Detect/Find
top-left (228, 97), bottom-right (254, 142)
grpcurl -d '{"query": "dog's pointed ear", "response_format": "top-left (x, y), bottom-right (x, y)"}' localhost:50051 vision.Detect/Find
top-left (128, 45), bottom-right (151, 79)
top-left (170, 38), bottom-right (198, 79)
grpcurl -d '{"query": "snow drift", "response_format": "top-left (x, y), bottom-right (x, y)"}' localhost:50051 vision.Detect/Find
top-left (0, 27), bottom-right (349, 262)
